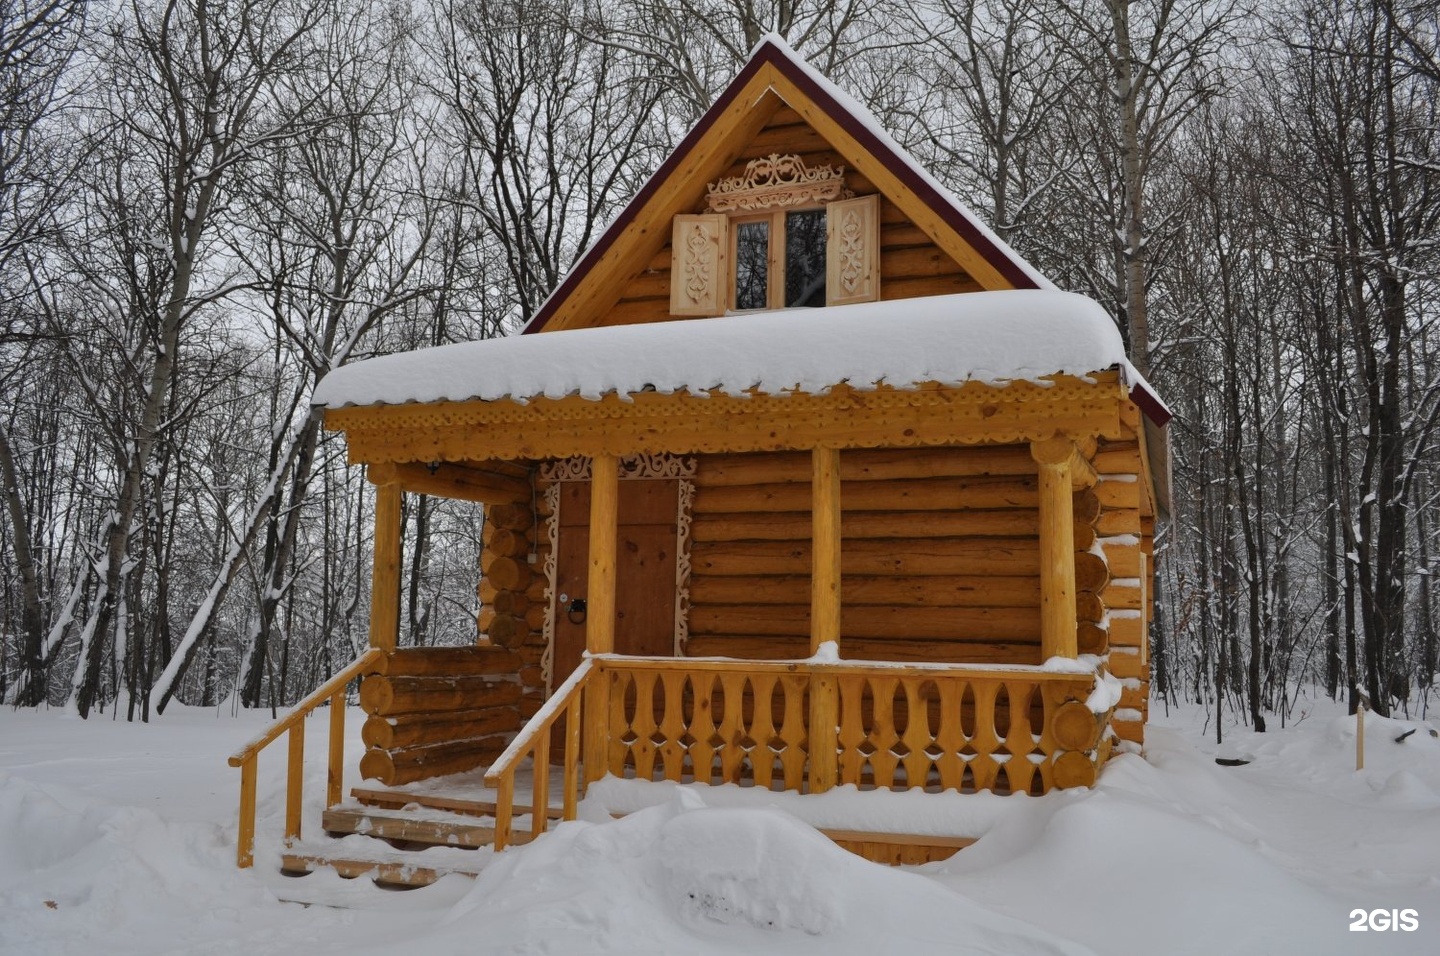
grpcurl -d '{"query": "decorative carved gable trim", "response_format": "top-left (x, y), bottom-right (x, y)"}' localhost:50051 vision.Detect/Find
top-left (705, 153), bottom-right (852, 213)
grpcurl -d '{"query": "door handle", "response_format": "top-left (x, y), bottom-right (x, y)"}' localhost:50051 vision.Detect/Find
top-left (567, 597), bottom-right (587, 625)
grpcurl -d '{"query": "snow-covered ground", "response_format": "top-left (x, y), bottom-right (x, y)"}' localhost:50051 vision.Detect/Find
top-left (2, 693), bottom-right (1437, 955)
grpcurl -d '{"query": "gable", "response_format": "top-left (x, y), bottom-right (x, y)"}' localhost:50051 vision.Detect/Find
top-left (524, 37), bottom-right (1050, 335)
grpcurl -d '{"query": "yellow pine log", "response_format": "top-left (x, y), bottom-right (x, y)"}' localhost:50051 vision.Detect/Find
top-left (690, 573), bottom-right (1042, 608)
top-left (486, 502), bottom-right (535, 531)
top-left (1077, 623), bottom-right (1107, 655)
top-left (1050, 751), bottom-right (1098, 788)
top-left (386, 461), bottom-right (531, 504)
top-left (1102, 582), bottom-right (1143, 611)
top-left (587, 454), bottom-right (618, 655)
top-left (360, 673), bottom-right (522, 716)
top-left (359, 736), bottom-right (510, 787)
top-left (489, 589), bottom-right (530, 616)
top-left (526, 577), bottom-right (550, 602)
top-left (688, 603), bottom-right (1041, 642)
top-left (1108, 615), bottom-right (1144, 647)
top-left (1092, 444), bottom-right (1142, 474)
top-left (1106, 649), bottom-right (1146, 680)
top-left (1100, 541), bottom-right (1142, 577)
top-left (692, 509), bottom-right (1040, 542)
top-left (486, 528), bottom-right (531, 558)
top-left (695, 476), bottom-right (1042, 514)
top-left (1096, 478), bottom-right (1141, 510)
top-left (478, 579), bottom-right (500, 603)
top-left (368, 482), bottom-right (403, 652)
top-left (811, 447), bottom-right (841, 653)
top-left (362, 707), bottom-right (522, 750)
top-left (1119, 682), bottom-right (1148, 710)
top-left (1096, 509), bottom-right (1141, 536)
top-left (485, 613), bottom-right (527, 647)
top-left (697, 446), bottom-right (1039, 486)
top-left (691, 537), bottom-right (1041, 576)
top-left (372, 645), bottom-right (521, 678)
top-left (482, 555), bottom-right (530, 591)
top-left (682, 634), bottom-right (1042, 665)
top-left (1051, 700), bottom-right (1103, 751)
top-left (1077, 591), bottom-right (1108, 623)
top-left (524, 604), bottom-right (547, 631)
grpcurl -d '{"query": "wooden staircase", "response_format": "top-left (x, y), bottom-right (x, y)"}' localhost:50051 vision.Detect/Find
top-left (281, 786), bottom-right (561, 887)
top-left (280, 784), bottom-right (977, 887)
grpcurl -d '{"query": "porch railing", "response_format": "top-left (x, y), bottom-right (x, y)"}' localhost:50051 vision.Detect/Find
top-left (483, 659), bottom-right (591, 849)
top-left (228, 647), bottom-right (384, 868)
top-left (487, 655), bottom-right (1111, 849)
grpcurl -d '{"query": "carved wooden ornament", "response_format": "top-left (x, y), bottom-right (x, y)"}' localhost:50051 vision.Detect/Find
top-left (705, 154), bottom-right (852, 213)
top-left (669, 215), bottom-right (728, 316)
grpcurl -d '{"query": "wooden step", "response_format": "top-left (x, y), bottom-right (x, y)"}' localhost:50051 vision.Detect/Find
top-left (281, 851), bottom-right (487, 888)
top-left (351, 785), bottom-right (563, 820)
top-left (323, 806), bottom-right (532, 849)
top-left (821, 829), bottom-right (976, 866)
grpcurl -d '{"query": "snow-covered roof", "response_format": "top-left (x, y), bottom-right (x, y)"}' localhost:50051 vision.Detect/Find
top-left (313, 290), bottom-right (1156, 412)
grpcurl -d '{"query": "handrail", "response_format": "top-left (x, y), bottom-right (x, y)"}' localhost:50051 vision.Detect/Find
top-left (591, 653), bottom-right (1100, 681)
top-left (484, 658), bottom-right (593, 850)
top-left (229, 647), bottom-right (385, 868)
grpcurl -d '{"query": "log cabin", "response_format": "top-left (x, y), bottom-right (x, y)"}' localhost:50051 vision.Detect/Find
top-left (228, 35), bottom-right (1170, 883)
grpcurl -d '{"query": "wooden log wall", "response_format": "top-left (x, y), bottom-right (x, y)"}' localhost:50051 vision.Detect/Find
top-left (358, 646), bottom-right (525, 785)
top-left (1091, 433), bottom-right (1153, 749)
top-left (476, 488), bottom-right (549, 718)
top-left (598, 105), bottom-right (983, 328)
top-left (685, 445), bottom-right (1101, 665)
top-left (356, 467), bottom-right (549, 788)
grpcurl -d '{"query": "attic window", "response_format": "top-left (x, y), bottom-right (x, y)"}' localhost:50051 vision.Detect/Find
top-left (669, 154), bottom-right (880, 317)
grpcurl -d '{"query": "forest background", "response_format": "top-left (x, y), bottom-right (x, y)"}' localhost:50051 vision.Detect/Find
top-left (1, 0), bottom-right (1437, 735)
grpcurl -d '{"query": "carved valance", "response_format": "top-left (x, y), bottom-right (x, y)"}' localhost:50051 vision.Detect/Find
top-left (705, 154), bottom-right (852, 213)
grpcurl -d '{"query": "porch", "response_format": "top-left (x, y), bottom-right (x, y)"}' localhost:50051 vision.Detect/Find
top-left (231, 647), bottom-right (1114, 882)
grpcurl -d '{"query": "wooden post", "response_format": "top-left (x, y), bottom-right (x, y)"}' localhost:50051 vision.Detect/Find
top-left (563, 696), bottom-right (582, 820)
top-left (1356, 701), bottom-right (1365, 771)
top-left (808, 670), bottom-right (839, 794)
top-left (583, 455), bottom-right (619, 784)
top-left (494, 773), bottom-right (514, 851)
top-left (587, 454), bottom-right (619, 655)
top-left (326, 690), bottom-right (345, 808)
top-left (810, 446), bottom-right (842, 653)
top-left (284, 723), bottom-right (304, 844)
top-left (237, 755), bottom-right (256, 868)
top-left (532, 723), bottom-right (551, 841)
top-left (367, 468), bottom-right (403, 652)
top-left (1031, 438), bottom-right (1079, 660)
top-left (809, 447), bottom-right (842, 793)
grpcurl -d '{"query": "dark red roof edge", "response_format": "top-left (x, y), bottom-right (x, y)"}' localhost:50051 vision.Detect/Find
top-left (523, 39), bottom-right (1039, 335)
top-left (1130, 382), bottom-right (1173, 427)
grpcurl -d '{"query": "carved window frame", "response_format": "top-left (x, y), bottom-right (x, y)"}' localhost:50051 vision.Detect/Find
top-left (538, 454), bottom-right (696, 694)
top-left (705, 154), bottom-right (851, 313)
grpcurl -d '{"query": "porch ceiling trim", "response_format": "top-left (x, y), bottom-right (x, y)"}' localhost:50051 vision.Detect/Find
top-left (325, 373), bottom-right (1133, 465)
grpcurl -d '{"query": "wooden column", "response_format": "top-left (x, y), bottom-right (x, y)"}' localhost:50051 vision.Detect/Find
top-left (810, 446), bottom-right (842, 652)
top-left (1030, 438), bottom-right (1079, 660)
top-left (583, 454), bottom-right (619, 783)
top-left (586, 453), bottom-right (619, 655)
top-left (367, 467), bottom-right (403, 652)
top-left (809, 446), bottom-right (841, 793)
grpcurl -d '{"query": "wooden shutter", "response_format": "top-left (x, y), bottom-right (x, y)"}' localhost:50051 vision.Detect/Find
top-left (825, 194), bottom-right (880, 305)
top-left (670, 214), bottom-right (728, 316)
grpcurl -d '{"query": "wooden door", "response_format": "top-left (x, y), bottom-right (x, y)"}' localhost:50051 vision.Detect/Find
top-left (552, 479), bottom-right (679, 688)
